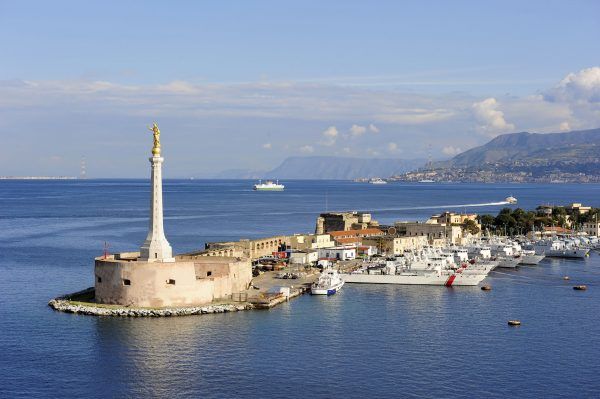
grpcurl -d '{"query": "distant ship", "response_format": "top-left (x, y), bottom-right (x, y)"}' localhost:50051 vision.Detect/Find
top-left (253, 179), bottom-right (285, 191)
top-left (370, 178), bottom-right (387, 185)
top-left (505, 196), bottom-right (517, 204)
top-left (418, 179), bottom-right (435, 183)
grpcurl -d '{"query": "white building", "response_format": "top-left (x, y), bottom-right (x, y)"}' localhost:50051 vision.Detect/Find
top-left (318, 246), bottom-right (356, 261)
top-left (289, 250), bottom-right (319, 264)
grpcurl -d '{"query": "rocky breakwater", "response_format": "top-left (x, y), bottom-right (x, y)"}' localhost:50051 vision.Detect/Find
top-left (48, 288), bottom-right (253, 317)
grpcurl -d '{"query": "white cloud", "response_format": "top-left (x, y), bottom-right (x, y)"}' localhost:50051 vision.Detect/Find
top-left (442, 146), bottom-right (462, 156)
top-left (472, 97), bottom-right (515, 136)
top-left (299, 145), bottom-right (314, 153)
top-left (262, 142), bottom-right (272, 149)
top-left (546, 67), bottom-right (600, 103)
top-left (376, 108), bottom-right (456, 124)
top-left (366, 148), bottom-right (380, 156)
top-left (559, 122), bottom-right (571, 132)
top-left (387, 142), bottom-right (400, 153)
top-left (341, 147), bottom-right (352, 154)
top-left (157, 80), bottom-right (198, 94)
top-left (349, 124), bottom-right (367, 137)
top-left (320, 126), bottom-right (339, 146)
top-left (539, 67), bottom-right (600, 131)
top-left (368, 124), bottom-right (380, 133)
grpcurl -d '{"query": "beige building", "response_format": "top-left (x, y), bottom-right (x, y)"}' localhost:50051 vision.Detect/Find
top-left (567, 203), bottom-right (592, 215)
top-left (315, 211), bottom-right (379, 233)
top-left (584, 221), bottom-right (600, 236)
top-left (394, 221), bottom-right (465, 245)
top-left (202, 235), bottom-right (289, 259)
top-left (362, 235), bottom-right (428, 255)
top-left (288, 233), bottom-right (335, 250)
top-left (428, 211), bottom-right (480, 229)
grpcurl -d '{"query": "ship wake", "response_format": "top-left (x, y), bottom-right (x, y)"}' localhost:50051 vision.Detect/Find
top-left (370, 201), bottom-right (510, 212)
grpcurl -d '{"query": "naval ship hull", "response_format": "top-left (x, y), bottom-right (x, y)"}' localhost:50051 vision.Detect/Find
top-left (342, 272), bottom-right (486, 286)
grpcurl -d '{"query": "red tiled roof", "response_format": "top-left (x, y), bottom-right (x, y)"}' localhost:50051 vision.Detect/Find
top-left (544, 226), bottom-right (571, 233)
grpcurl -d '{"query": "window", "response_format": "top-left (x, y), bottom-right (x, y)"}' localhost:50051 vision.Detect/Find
top-left (96, 276), bottom-right (102, 283)
top-left (207, 271), bottom-right (212, 277)
top-left (123, 279), bottom-right (131, 286)
top-left (167, 279), bottom-right (175, 285)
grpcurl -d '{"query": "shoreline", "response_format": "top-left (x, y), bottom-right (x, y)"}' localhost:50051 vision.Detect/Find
top-left (48, 283), bottom-right (309, 317)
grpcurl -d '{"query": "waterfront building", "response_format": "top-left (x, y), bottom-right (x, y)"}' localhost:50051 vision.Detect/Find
top-left (428, 211), bottom-right (480, 228)
top-left (328, 228), bottom-right (385, 245)
top-left (201, 235), bottom-right (289, 259)
top-left (288, 250), bottom-right (319, 265)
top-left (583, 221), bottom-right (600, 236)
top-left (315, 211), bottom-right (379, 234)
top-left (362, 236), bottom-right (428, 255)
top-left (394, 221), bottom-right (465, 245)
top-left (566, 202), bottom-right (592, 215)
top-left (94, 124), bottom-right (252, 308)
top-left (288, 233), bottom-right (335, 250)
top-left (318, 246), bottom-right (357, 261)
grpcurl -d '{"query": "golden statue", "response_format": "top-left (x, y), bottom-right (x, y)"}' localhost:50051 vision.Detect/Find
top-left (148, 122), bottom-right (161, 156)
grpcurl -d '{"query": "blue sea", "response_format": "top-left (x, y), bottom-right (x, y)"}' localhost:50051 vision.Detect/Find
top-left (1, 180), bottom-right (600, 398)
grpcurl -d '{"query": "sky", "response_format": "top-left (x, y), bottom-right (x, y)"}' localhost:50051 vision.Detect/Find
top-left (1, 0), bottom-right (599, 177)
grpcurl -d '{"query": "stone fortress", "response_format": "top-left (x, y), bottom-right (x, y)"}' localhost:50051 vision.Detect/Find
top-left (94, 124), bottom-right (252, 308)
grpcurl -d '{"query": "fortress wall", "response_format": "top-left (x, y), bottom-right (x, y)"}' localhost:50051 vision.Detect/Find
top-left (94, 256), bottom-right (253, 308)
top-left (95, 259), bottom-right (213, 308)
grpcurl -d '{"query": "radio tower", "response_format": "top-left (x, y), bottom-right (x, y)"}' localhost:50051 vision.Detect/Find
top-left (80, 156), bottom-right (87, 179)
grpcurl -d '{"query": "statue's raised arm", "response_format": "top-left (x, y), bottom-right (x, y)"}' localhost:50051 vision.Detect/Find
top-left (148, 122), bottom-right (161, 156)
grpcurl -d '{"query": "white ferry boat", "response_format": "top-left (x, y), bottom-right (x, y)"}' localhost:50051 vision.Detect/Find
top-left (505, 196), bottom-right (517, 204)
top-left (311, 269), bottom-right (345, 295)
top-left (369, 178), bottom-right (387, 185)
top-left (253, 179), bottom-right (285, 191)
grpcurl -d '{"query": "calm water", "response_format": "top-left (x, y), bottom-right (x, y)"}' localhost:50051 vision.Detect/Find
top-left (1, 180), bottom-right (600, 398)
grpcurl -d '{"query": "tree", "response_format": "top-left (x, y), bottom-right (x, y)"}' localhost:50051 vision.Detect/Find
top-left (462, 219), bottom-right (480, 235)
top-left (479, 214), bottom-right (495, 228)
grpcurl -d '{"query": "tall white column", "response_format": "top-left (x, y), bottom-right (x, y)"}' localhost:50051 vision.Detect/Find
top-left (139, 155), bottom-right (174, 262)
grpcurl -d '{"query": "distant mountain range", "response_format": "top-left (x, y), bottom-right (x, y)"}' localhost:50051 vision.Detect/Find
top-left (437, 128), bottom-right (600, 168)
top-left (213, 156), bottom-right (426, 180)
top-left (398, 128), bottom-right (600, 183)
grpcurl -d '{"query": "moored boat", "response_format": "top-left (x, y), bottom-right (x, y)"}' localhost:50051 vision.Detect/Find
top-left (519, 249), bottom-right (545, 265)
top-left (311, 269), bottom-right (345, 295)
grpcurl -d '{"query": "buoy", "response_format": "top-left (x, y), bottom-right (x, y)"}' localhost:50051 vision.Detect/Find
top-left (563, 276), bottom-right (570, 280)
top-left (573, 285), bottom-right (587, 291)
top-left (508, 320), bottom-right (521, 326)
top-left (481, 285), bottom-right (492, 291)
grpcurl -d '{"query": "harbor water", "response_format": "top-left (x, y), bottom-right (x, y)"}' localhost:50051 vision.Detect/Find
top-left (1, 180), bottom-right (600, 398)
